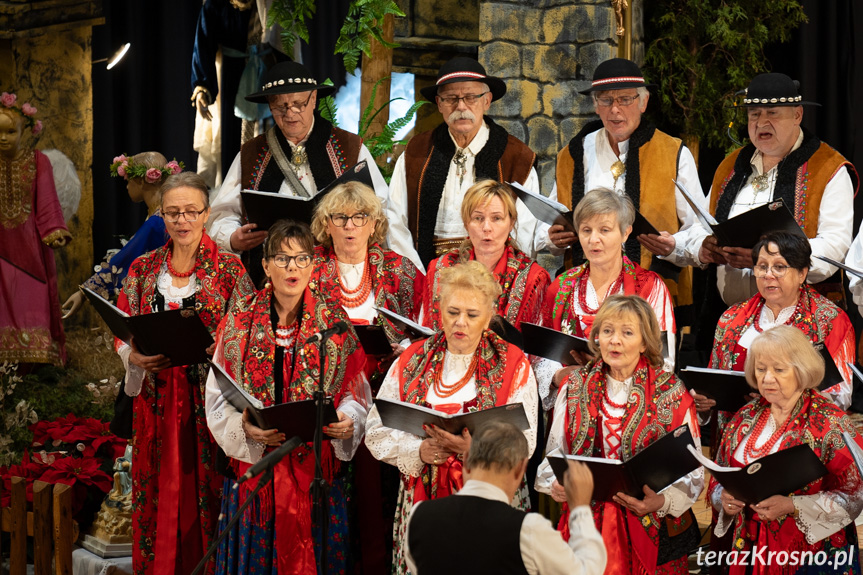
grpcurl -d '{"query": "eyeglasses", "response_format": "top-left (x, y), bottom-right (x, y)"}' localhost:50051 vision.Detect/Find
top-left (437, 92), bottom-right (489, 107)
top-left (753, 263), bottom-right (791, 278)
top-left (594, 95), bottom-right (639, 108)
top-left (269, 253), bottom-right (313, 269)
top-left (270, 92), bottom-right (314, 116)
top-left (329, 213), bottom-right (370, 227)
top-left (163, 209), bottom-right (205, 223)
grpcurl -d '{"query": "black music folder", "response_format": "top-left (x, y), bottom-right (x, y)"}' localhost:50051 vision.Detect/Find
top-left (353, 323), bottom-right (393, 356)
top-left (815, 344), bottom-right (843, 391)
top-left (374, 306), bottom-right (434, 339)
top-left (490, 316), bottom-right (524, 350)
top-left (674, 179), bottom-right (805, 248)
top-left (680, 366), bottom-right (753, 413)
top-left (83, 287), bottom-right (213, 367)
top-left (688, 444), bottom-right (827, 505)
top-left (521, 322), bottom-right (590, 365)
top-left (209, 361), bottom-right (338, 442)
top-left (548, 424), bottom-right (699, 501)
top-left (375, 398), bottom-right (529, 437)
top-left (241, 160), bottom-right (372, 231)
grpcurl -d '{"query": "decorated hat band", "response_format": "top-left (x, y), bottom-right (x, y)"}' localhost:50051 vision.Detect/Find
top-left (591, 76), bottom-right (646, 88)
top-left (261, 77), bottom-right (318, 91)
top-left (436, 71), bottom-right (487, 85)
top-left (742, 95), bottom-right (803, 105)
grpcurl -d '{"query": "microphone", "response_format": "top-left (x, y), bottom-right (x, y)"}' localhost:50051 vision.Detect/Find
top-left (304, 320), bottom-right (349, 344)
top-left (234, 436), bottom-right (302, 487)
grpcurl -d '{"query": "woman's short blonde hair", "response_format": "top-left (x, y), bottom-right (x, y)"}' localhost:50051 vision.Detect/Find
top-left (460, 179), bottom-right (518, 232)
top-left (588, 294), bottom-right (663, 368)
top-left (744, 325), bottom-right (824, 391)
top-left (438, 260), bottom-right (501, 313)
top-left (572, 189), bottom-right (635, 234)
top-left (310, 181), bottom-right (389, 246)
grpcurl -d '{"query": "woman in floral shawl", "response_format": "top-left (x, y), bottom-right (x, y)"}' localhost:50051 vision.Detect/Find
top-left (116, 172), bottom-right (255, 575)
top-left (421, 179), bottom-right (549, 331)
top-left (206, 220), bottom-right (370, 575)
top-left (534, 190), bottom-right (675, 410)
top-left (697, 231), bottom-right (855, 438)
top-left (536, 295), bottom-right (702, 575)
top-left (366, 260), bottom-right (539, 575)
top-left (310, 180), bottom-right (423, 388)
top-left (708, 326), bottom-right (863, 575)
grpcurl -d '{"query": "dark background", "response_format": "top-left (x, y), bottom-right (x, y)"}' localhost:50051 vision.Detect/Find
top-left (90, 0), bottom-right (861, 264)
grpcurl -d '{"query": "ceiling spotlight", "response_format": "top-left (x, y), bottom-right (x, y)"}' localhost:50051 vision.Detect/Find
top-left (92, 43), bottom-right (131, 70)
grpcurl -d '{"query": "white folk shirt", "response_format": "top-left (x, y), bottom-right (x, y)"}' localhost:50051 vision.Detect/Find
top-left (207, 120), bottom-right (395, 255)
top-left (680, 129), bottom-right (854, 305)
top-left (548, 127), bottom-right (708, 266)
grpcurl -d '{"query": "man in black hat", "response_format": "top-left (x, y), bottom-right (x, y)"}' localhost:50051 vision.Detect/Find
top-left (386, 56), bottom-right (554, 270)
top-left (682, 73), bottom-right (857, 306)
top-left (208, 61), bottom-right (397, 286)
top-left (551, 57), bottom-right (705, 308)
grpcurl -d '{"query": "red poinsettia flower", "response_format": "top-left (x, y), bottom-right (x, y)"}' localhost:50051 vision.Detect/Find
top-left (0, 458), bottom-right (44, 506)
top-left (38, 455), bottom-right (112, 494)
top-left (33, 413), bottom-right (84, 444)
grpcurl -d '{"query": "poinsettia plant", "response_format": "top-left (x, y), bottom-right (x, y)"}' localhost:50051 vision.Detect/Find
top-left (0, 413), bottom-right (126, 525)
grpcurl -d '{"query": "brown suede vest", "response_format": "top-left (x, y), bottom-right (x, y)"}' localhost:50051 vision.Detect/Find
top-left (403, 126), bottom-right (535, 244)
top-left (709, 142), bottom-right (853, 238)
top-left (556, 129), bottom-right (693, 305)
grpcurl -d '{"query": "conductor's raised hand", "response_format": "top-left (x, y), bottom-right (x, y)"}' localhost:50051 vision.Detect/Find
top-left (128, 337), bottom-right (172, 373)
top-left (563, 460), bottom-right (594, 508)
top-left (242, 409), bottom-right (286, 446)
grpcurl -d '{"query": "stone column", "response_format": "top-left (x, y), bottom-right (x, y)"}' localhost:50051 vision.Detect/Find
top-left (479, 0), bottom-right (620, 196)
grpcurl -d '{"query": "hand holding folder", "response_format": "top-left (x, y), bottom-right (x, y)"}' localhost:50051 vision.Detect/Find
top-left (547, 424), bottom-right (699, 502)
top-left (375, 398), bottom-right (529, 437)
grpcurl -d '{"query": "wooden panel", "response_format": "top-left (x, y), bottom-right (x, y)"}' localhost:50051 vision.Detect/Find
top-left (53, 483), bottom-right (74, 575)
top-left (32, 481), bottom-right (52, 575)
top-left (10, 477), bottom-right (26, 575)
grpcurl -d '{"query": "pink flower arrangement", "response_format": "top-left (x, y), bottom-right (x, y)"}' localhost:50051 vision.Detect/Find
top-left (0, 92), bottom-right (16, 107)
top-left (165, 160), bottom-right (182, 175)
top-left (21, 103), bottom-right (37, 116)
top-left (112, 154), bottom-right (127, 164)
top-left (145, 167), bottom-right (163, 183)
top-left (32, 120), bottom-right (43, 135)
top-left (117, 162), bottom-right (128, 178)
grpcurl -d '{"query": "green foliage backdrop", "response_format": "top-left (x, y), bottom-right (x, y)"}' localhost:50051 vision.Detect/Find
top-left (643, 0), bottom-right (807, 152)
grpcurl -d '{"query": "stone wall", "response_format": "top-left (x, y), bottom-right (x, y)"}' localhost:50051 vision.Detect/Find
top-left (478, 0), bottom-right (619, 196)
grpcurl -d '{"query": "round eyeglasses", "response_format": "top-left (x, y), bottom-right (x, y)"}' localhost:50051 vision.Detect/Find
top-left (329, 213), bottom-right (369, 227)
top-left (269, 254), bottom-right (313, 269)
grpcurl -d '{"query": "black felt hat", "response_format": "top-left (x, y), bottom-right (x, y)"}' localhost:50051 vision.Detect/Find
top-left (740, 73), bottom-right (820, 107)
top-left (419, 57), bottom-right (507, 102)
top-left (579, 58), bottom-right (657, 95)
top-left (245, 61), bottom-right (335, 103)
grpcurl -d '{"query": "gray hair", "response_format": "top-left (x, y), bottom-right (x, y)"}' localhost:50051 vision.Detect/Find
top-left (744, 325), bottom-right (825, 392)
top-left (572, 189), bottom-right (635, 234)
top-left (160, 171), bottom-right (210, 209)
top-left (464, 421), bottom-right (529, 473)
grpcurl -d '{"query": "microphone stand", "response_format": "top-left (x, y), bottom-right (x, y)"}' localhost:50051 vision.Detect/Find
top-left (312, 331), bottom-right (335, 575)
